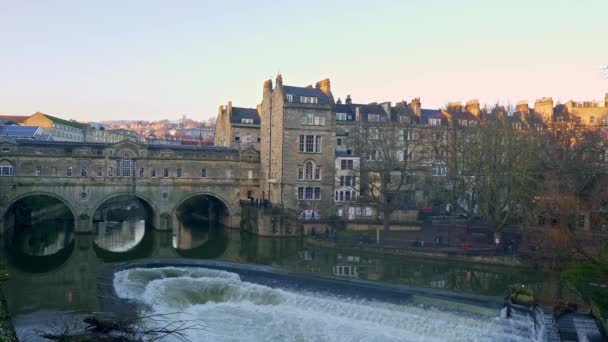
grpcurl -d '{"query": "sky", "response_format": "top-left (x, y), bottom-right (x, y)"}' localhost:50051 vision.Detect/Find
top-left (1, 0), bottom-right (607, 122)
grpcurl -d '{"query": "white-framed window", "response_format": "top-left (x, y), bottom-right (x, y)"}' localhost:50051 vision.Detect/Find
top-left (0, 161), bottom-right (14, 176)
top-left (301, 113), bottom-right (325, 126)
top-left (336, 113), bottom-right (347, 121)
top-left (367, 150), bottom-right (379, 161)
top-left (400, 129), bottom-right (415, 141)
top-left (122, 153), bottom-right (132, 177)
top-left (35, 166), bottom-right (42, 176)
top-left (339, 175), bottom-right (356, 187)
top-left (429, 118), bottom-right (441, 126)
top-left (248, 170), bottom-right (253, 179)
top-left (297, 186), bottom-right (321, 200)
top-left (300, 96), bottom-right (318, 104)
top-left (201, 168), bottom-right (207, 178)
top-left (299, 135), bottom-right (322, 153)
top-left (241, 118), bottom-right (254, 124)
top-left (66, 166), bottom-right (73, 177)
top-left (81, 167), bottom-right (88, 177)
top-left (432, 164), bottom-right (447, 176)
top-left (97, 167), bottom-right (103, 177)
top-left (287, 94), bottom-right (293, 102)
top-left (337, 137), bottom-right (343, 146)
top-left (368, 114), bottom-right (380, 122)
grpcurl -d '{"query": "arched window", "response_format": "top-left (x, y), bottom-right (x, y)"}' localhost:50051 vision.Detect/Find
top-left (305, 161), bottom-right (313, 180)
top-left (0, 160), bottom-right (13, 176)
top-left (122, 153), bottom-right (131, 177)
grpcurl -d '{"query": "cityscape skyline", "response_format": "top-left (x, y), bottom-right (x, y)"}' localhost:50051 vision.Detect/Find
top-left (1, 0), bottom-right (607, 122)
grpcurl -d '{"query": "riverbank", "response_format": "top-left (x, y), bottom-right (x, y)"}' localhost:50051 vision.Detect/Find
top-left (305, 237), bottom-right (524, 267)
top-left (0, 288), bottom-right (18, 342)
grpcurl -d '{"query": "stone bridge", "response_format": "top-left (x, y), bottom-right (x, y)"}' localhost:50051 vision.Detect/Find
top-left (0, 139), bottom-right (260, 234)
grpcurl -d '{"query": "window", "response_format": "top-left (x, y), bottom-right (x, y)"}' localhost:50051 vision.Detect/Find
top-left (429, 118), bottom-right (441, 126)
top-left (302, 113), bottom-right (325, 126)
top-left (97, 167), bottom-right (103, 177)
top-left (66, 167), bottom-right (73, 177)
top-left (344, 129), bottom-right (350, 137)
top-left (298, 186), bottom-right (321, 200)
top-left (287, 94), bottom-right (293, 102)
top-left (315, 166), bottom-right (321, 180)
top-left (367, 150), bottom-right (378, 161)
top-left (35, 166), bottom-right (42, 176)
top-left (163, 168), bottom-right (169, 177)
top-left (337, 137), bottom-right (343, 146)
top-left (432, 164), bottom-right (447, 176)
top-left (399, 116), bottom-right (410, 124)
top-left (177, 168), bottom-right (182, 177)
top-left (369, 128), bottom-right (379, 139)
top-left (298, 167), bottom-right (304, 180)
top-left (298, 187), bottom-right (304, 199)
top-left (248, 170), bottom-right (253, 179)
top-left (341, 159), bottom-right (354, 170)
top-left (241, 118), bottom-right (254, 124)
top-left (314, 187), bottom-right (321, 199)
top-left (81, 167), bottom-right (87, 177)
top-left (120, 153), bottom-right (131, 177)
top-left (368, 114), bottom-right (380, 122)
top-left (109, 167), bottom-right (114, 177)
top-left (306, 135), bottom-right (314, 152)
top-left (400, 130), bottom-right (415, 141)
top-left (139, 167), bottom-right (144, 177)
top-left (0, 161), bottom-right (13, 176)
top-left (226, 169), bottom-right (231, 178)
top-left (305, 161), bottom-right (313, 180)
top-left (300, 135), bottom-right (322, 153)
top-left (201, 168), bottom-right (207, 178)
top-left (336, 113), bottom-right (347, 121)
top-left (235, 132), bottom-right (240, 142)
top-left (150, 168), bottom-right (155, 177)
top-left (300, 96), bottom-right (318, 104)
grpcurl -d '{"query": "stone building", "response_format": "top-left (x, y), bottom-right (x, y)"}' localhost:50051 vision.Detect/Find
top-left (24, 112), bottom-right (85, 142)
top-left (259, 75), bottom-right (336, 218)
top-left (214, 102), bottom-right (261, 150)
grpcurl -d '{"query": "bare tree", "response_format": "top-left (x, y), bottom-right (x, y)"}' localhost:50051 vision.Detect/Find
top-left (359, 114), bottom-right (430, 230)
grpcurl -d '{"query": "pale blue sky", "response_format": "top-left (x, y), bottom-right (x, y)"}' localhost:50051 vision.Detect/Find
top-left (1, 0), bottom-right (606, 121)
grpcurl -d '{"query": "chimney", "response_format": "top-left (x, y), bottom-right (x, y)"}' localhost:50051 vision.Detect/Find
top-left (380, 102), bottom-right (391, 119)
top-left (605, 92), bottom-right (608, 107)
top-left (336, 98), bottom-right (342, 104)
top-left (345, 95), bottom-right (352, 105)
top-left (227, 101), bottom-right (232, 113)
top-left (275, 74), bottom-right (283, 88)
top-left (465, 99), bottom-right (480, 116)
top-left (315, 78), bottom-right (331, 95)
top-left (447, 101), bottom-right (463, 112)
top-left (534, 97), bottom-right (554, 122)
top-left (409, 98), bottom-right (421, 116)
top-left (263, 79), bottom-right (273, 95)
top-left (515, 101), bottom-right (529, 114)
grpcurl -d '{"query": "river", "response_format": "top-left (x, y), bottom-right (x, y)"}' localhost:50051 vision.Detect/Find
top-left (0, 196), bottom-right (576, 341)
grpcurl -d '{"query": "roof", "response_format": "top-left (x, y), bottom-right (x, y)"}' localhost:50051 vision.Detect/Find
top-left (420, 109), bottom-right (444, 124)
top-left (14, 139), bottom-right (238, 153)
top-left (0, 125), bottom-right (41, 138)
top-left (335, 104), bottom-right (355, 122)
top-left (283, 85), bottom-right (331, 105)
top-left (0, 115), bottom-right (28, 124)
top-left (34, 112), bottom-right (84, 129)
top-left (230, 107), bottom-right (260, 125)
top-left (348, 103), bottom-right (389, 122)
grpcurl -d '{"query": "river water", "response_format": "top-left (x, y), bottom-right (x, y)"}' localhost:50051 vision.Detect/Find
top-left (0, 196), bottom-right (574, 341)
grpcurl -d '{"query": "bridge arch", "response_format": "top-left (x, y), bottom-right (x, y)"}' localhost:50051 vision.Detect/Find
top-left (2, 191), bottom-right (77, 222)
top-left (171, 192), bottom-right (233, 229)
top-left (90, 192), bottom-right (160, 227)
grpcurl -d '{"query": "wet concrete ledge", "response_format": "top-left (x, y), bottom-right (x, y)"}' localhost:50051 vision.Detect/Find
top-left (306, 238), bottom-right (524, 267)
top-left (98, 258), bottom-right (507, 311)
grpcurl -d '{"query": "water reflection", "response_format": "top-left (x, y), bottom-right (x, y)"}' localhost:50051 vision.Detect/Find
top-left (92, 196), bottom-right (150, 253)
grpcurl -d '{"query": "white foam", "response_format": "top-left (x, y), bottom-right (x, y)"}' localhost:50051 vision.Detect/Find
top-left (113, 267), bottom-right (539, 342)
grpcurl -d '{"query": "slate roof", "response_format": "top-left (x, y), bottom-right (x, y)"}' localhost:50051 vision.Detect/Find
top-left (14, 139), bottom-right (238, 153)
top-left (335, 104), bottom-right (355, 122)
top-left (283, 85), bottom-right (331, 104)
top-left (420, 109), bottom-right (444, 124)
top-left (348, 103), bottom-right (389, 122)
top-left (391, 107), bottom-right (420, 124)
top-left (230, 107), bottom-right (260, 125)
top-left (0, 125), bottom-right (41, 138)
